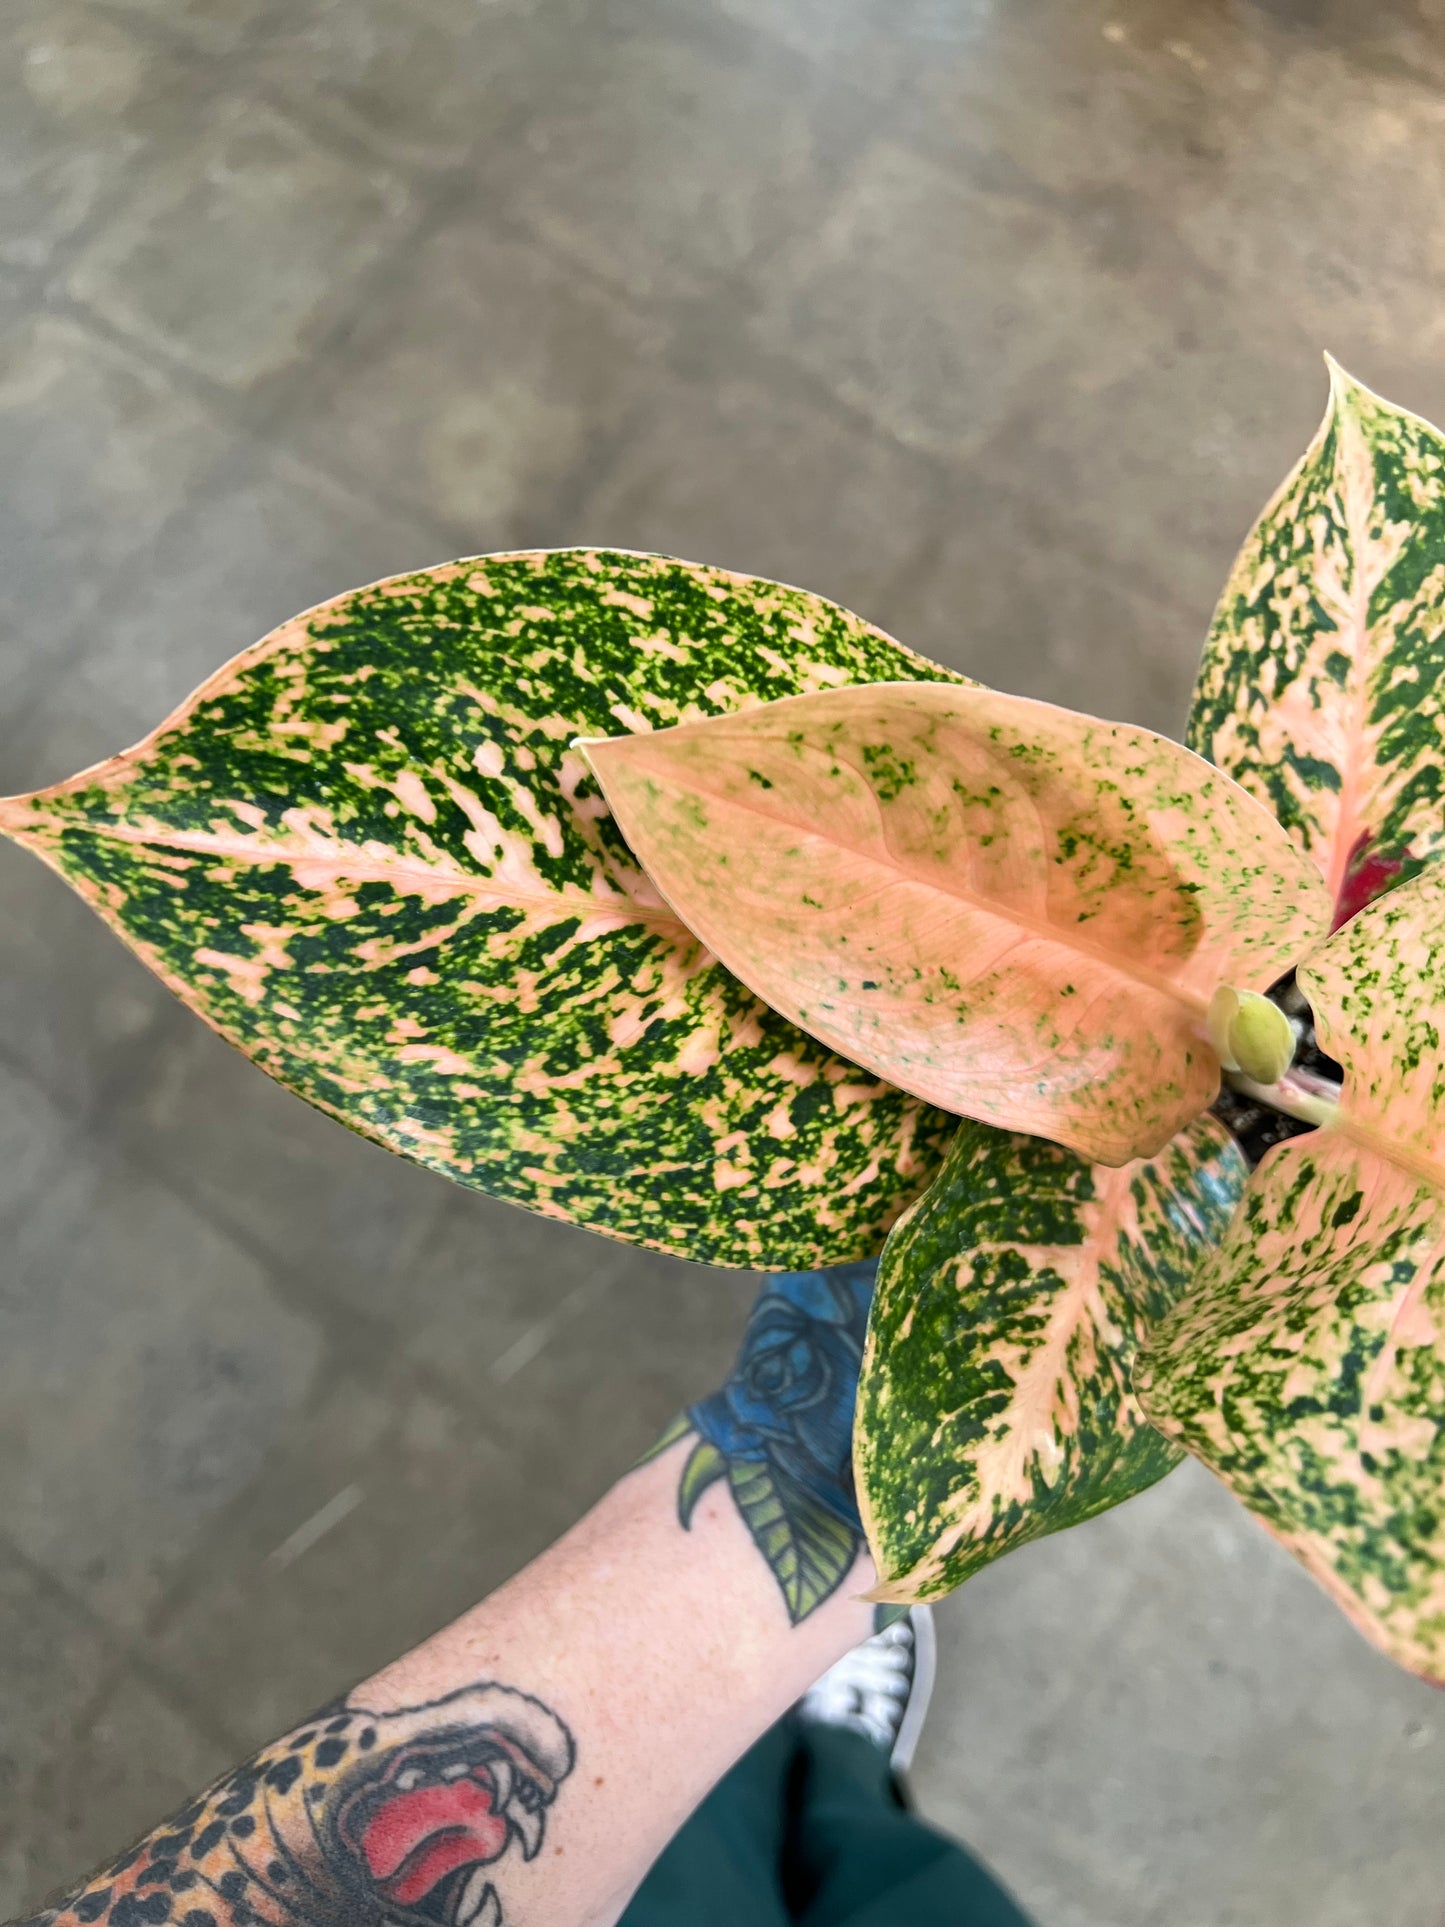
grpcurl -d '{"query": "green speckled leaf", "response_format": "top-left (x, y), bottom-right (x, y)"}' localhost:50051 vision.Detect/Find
top-left (585, 682), bottom-right (1329, 1165)
top-left (728, 1458), bottom-right (859, 1624)
top-left (1189, 360), bottom-right (1445, 928)
top-left (0, 549), bottom-right (964, 1267)
top-left (1297, 861), bottom-right (1445, 1169)
top-left (1138, 1135), bottom-right (1445, 1681)
top-left (1138, 865), bottom-right (1445, 1681)
top-left (857, 1115), bottom-right (1246, 1602)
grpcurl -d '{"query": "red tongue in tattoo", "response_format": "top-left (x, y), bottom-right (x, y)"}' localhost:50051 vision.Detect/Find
top-left (360, 1774), bottom-right (509, 1906)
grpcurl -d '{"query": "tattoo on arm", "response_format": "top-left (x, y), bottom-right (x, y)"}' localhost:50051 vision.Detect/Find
top-left (18, 1684), bottom-right (576, 1927)
top-left (641, 1262), bottom-right (876, 1624)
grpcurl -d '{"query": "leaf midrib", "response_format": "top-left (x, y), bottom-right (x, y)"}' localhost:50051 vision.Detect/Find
top-left (1324, 405), bottom-right (1381, 910)
top-left (634, 750), bottom-right (1214, 1018)
top-left (927, 1229), bottom-right (1113, 1567)
top-left (1330, 1113), bottom-right (1445, 1196)
top-left (1, 808), bottom-right (695, 940)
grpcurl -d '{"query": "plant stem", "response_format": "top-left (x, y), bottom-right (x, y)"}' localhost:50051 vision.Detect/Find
top-left (1221, 1066), bottom-right (1340, 1130)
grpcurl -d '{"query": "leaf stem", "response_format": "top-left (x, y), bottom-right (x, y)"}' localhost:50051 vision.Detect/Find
top-left (1221, 1066), bottom-right (1340, 1130)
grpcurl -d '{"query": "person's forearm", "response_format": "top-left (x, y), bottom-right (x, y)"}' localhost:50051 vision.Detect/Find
top-left (16, 1442), bottom-right (875, 1927)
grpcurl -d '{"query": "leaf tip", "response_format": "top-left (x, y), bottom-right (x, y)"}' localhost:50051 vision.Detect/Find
top-left (1322, 352), bottom-right (1398, 425)
top-left (1321, 349), bottom-right (1368, 404)
top-left (859, 1574), bottom-right (925, 1606)
top-left (0, 792), bottom-right (39, 841)
top-left (677, 1438), bottom-right (728, 1526)
top-left (572, 730), bottom-right (630, 778)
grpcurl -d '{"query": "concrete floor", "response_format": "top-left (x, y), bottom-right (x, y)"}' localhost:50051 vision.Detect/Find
top-left (2, 0), bottom-right (1445, 1920)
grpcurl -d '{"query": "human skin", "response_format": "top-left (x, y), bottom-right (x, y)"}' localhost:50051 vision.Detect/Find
top-left (12, 1270), bottom-right (879, 1927)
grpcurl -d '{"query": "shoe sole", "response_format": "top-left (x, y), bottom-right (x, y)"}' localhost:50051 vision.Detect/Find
top-left (891, 1603), bottom-right (936, 1775)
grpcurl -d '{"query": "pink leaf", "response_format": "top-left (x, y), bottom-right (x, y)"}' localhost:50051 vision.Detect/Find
top-left (584, 683), bottom-right (1330, 1165)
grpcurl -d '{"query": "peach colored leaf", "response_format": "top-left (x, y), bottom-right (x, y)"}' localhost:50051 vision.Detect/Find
top-left (1189, 360), bottom-right (1445, 929)
top-left (583, 683), bottom-right (1330, 1165)
top-left (1138, 864), bottom-right (1445, 1681)
top-left (1298, 861), bottom-right (1445, 1171)
top-left (856, 1114), bottom-right (1246, 1604)
top-left (0, 550), bottom-right (969, 1268)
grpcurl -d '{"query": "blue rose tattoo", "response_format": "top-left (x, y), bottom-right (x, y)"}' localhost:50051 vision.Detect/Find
top-left (690, 1265), bottom-right (873, 1530)
top-left (642, 1263), bottom-right (876, 1622)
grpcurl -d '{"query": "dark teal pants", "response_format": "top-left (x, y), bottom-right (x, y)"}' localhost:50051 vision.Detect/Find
top-left (619, 1714), bottom-right (1032, 1927)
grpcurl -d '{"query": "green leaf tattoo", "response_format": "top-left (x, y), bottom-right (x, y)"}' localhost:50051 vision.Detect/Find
top-left (727, 1460), bottom-right (860, 1626)
top-left (677, 1439), bottom-right (728, 1525)
top-left (647, 1265), bottom-right (876, 1623)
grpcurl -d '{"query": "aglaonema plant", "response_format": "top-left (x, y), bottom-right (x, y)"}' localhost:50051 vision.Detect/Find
top-left (6, 360), bottom-right (1445, 1682)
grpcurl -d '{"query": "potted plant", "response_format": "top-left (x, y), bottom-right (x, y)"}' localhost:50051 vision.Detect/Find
top-left (5, 360), bottom-right (1444, 1679)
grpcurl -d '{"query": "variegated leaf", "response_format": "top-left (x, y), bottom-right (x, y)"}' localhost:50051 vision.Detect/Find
top-left (857, 1115), bottom-right (1246, 1603)
top-left (1298, 855), bottom-right (1445, 1167)
top-left (1138, 865), bottom-right (1445, 1681)
top-left (1189, 360), bottom-right (1445, 928)
top-left (584, 683), bottom-right (1330, 1165)
top-left (0, 550), bottom-right (966, 1267)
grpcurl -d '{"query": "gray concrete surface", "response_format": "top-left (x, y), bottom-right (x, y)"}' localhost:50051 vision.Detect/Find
top-left (2, 1), bottom-right (1445, 1920)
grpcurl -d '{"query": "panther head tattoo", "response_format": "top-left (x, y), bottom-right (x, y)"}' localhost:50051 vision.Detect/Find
top-left (321, 1685), bottom-right (574, 1927)
top-left (35, 1684), bottom-right (576, 1927)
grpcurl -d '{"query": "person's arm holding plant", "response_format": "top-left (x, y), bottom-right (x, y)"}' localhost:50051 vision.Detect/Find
top-left (11, 1270), bottom-right (880, 1927)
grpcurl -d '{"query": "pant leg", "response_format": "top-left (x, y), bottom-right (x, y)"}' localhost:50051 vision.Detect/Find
top-left (620, 1712), bottom-right (1033, 1927)
top-left (617, 1717), bottom-right (795, 1927)
top-left (785, 1719), bottom-right (1035, 1927)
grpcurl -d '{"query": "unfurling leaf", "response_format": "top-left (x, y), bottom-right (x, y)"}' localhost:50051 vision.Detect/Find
top-left (856, 1115), bottom-right (1246, 1603)
top-left (0, 550), bottom-right (966, 1268)
top-left (1189, 359), bottom-right (1445, 928)
top-left (1207, 985), bottom-right (1296, 1083)
top-left (1138, 865), bottom-right (1445, 1682)
top-left (584, 683), bottom-right (1329, 1165)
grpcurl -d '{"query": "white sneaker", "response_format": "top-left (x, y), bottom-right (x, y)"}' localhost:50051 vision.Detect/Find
top-left (797, 1606), bottom-right (936, 1774)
